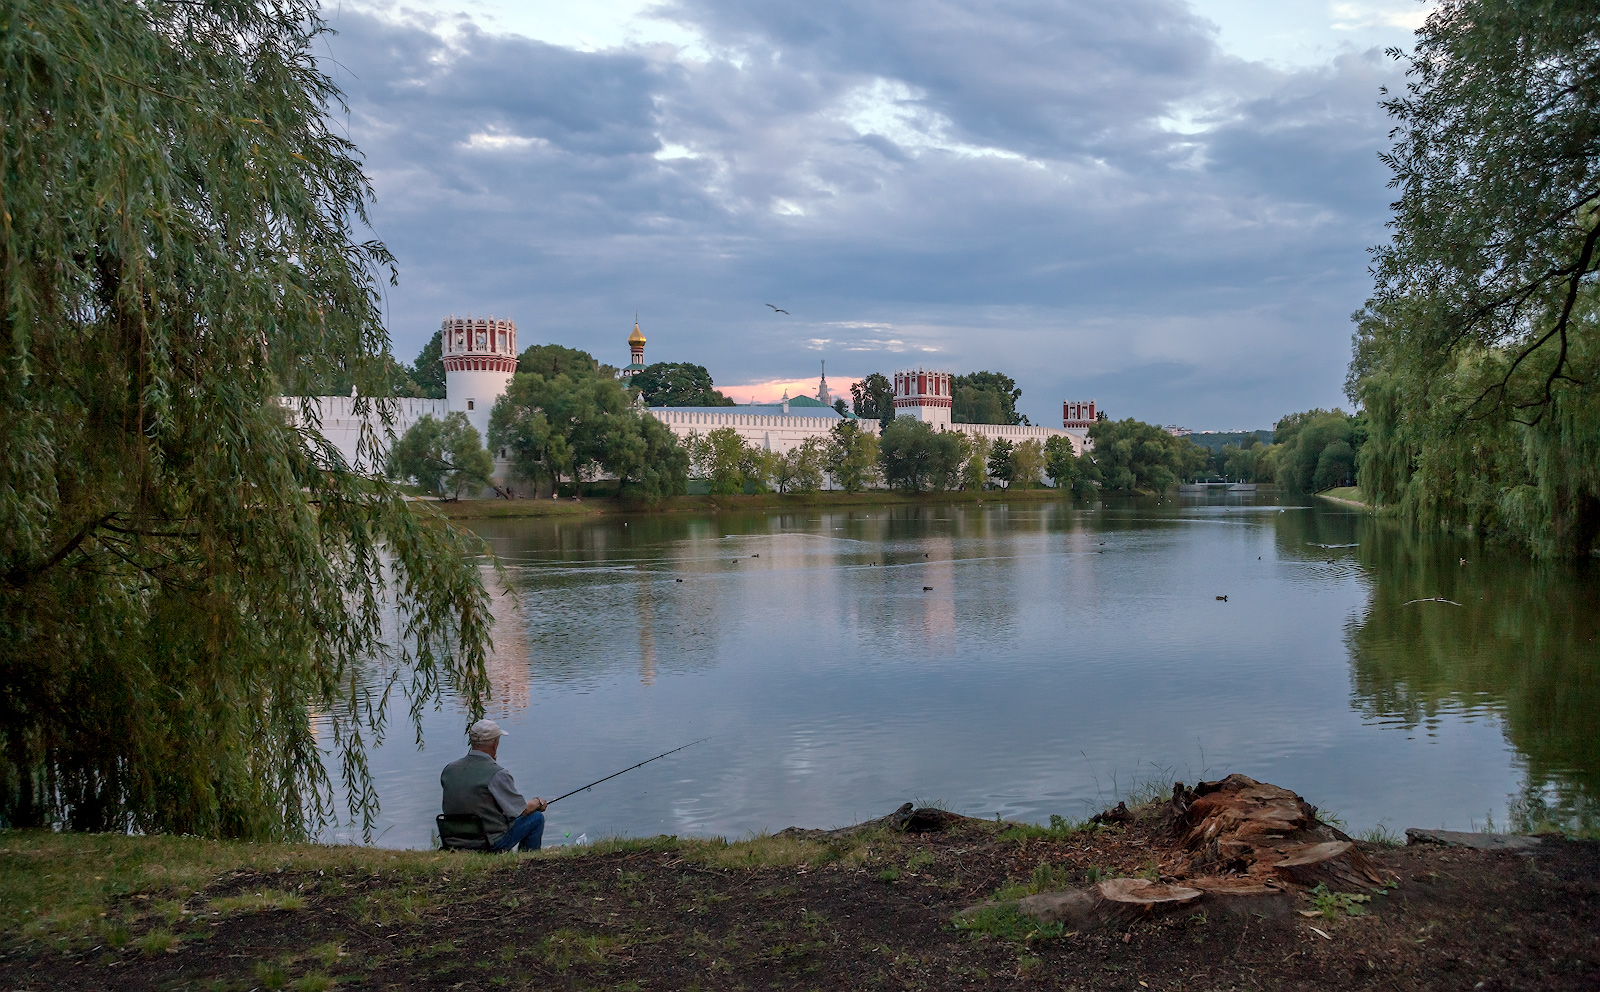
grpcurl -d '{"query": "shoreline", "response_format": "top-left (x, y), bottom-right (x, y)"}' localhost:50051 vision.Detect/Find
top-left (5, 785), bottom-right (1595, 990)
top-left (1315, 487), bottom-right (1373, 511)
top-left (426, 487), bottom-right (1088, 521)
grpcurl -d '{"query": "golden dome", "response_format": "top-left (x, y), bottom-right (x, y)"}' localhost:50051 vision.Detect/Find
top-left (628, 321), bottom-right (646, 346)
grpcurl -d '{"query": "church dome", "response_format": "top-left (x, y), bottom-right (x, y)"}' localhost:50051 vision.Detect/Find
top-left (629, 321), bottom-right (646, 346)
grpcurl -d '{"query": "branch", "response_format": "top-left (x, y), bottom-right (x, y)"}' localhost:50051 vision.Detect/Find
top-left (3, 514), bottom-right (116, 588)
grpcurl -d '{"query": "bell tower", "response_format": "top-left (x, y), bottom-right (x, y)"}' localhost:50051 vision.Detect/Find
top-left (624, 319), bottom-right (647, 379)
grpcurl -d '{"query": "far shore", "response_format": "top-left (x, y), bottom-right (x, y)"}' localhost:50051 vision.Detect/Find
top-left (425, 486), bottom-right (1091, 521)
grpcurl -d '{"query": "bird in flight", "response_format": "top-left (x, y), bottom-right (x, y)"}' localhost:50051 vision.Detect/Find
top-left (766, 303), bottom-right (789, 314)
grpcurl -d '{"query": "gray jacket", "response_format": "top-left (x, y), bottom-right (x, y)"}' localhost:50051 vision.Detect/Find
top-left (441, 750), bottom-right (527, 844)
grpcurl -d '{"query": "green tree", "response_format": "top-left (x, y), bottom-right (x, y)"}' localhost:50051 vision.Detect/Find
top-left (1271, 409), bottom-right (1363, 493)
top-left (1011, 438), bottom-right (1046, 489)
top-left (633, 362), bottom-right (735, 407)
top-left (686, 428), bottom-right (755, 495)
top-left (1044, 435), bottom-right (1081, 490)
top-left (387, 414), bottom-right (495, 498)
top-left (962, 432), bottom-right (992, 491)
top-left (850, 373), bottom-right (896, 421)
top-left (953, 372), bottom-right (1027, 425)
top-left (1348, 0), bottom-right (1600, 556)
top-left (1086, 419), bottom-right (1208, 492)
top-left (0, 0), bottom-right (493, 839)
top-left (766, 438), bottom-right (826, 494)
top-left (878, 419), bottom-right (966, 492)
top-left (987, 438), bottom-right (1016, 487)
top-left (404, 330), bottom-right (446, 399)
top-left (825, 420), bottom-right (880, 492)
top-left (516, 343), bottom-right (614, 380)
top-left (490, 371), bottom-right (685, 496)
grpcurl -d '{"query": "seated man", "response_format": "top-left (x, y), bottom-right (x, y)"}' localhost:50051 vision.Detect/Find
top-left (440, 719), bottom-right (547, 852)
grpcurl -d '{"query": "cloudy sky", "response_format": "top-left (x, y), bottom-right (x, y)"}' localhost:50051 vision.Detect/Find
top-left (321, 0), bottom-right (1430, 429)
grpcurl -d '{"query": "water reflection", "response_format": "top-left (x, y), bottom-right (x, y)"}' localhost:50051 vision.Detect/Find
top-left (1344, 521), bottom-right (1600, 831)
top-left (343, 495), bottom-right (1600, 847)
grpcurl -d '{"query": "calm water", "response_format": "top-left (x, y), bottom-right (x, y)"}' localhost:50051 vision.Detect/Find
top-left (335, 493), bottom-right (1600, 848)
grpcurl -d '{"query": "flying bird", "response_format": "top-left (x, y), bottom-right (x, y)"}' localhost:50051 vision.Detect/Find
top-left (766, 304), bottom-right (789, 314)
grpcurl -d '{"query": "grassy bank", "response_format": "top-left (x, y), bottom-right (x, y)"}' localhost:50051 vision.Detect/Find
top-left (430, 487), bottom-right (1082, 521)
top-left (1316, 486), bottom-right (1371, 511)
top-left (5, 805), bottom-right (1598, 990)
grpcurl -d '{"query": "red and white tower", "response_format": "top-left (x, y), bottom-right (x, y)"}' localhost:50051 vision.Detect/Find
top-left (892, 369), bottom-right (954, 427)
top-left (1062, 399), bottom-right (1098, 430)
top-left (441, 315), bottom-right (518, 444)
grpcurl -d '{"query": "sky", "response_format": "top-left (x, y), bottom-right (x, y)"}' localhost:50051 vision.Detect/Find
top-left (319, 0), bottom-right (1432, 429)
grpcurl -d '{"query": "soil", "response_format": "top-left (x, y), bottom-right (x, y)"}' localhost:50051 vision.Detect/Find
top-left (2, 812), bottom-right (1596, 991)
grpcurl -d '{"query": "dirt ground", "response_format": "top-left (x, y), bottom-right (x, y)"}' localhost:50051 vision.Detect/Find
top-left (1, 814), bottom-right (1596, 992)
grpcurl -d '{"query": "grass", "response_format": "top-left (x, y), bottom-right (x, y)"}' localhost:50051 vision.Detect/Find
top-left (998, 814), bottom-right (1096, 843)
top-left (0, 829), bottom-right (516, 946)
top-left (953, 904), bottom-right (1067, 943)
top-left (209, 888), bottom-right (307, 914)
top-left (1358, 824), bottom-right (1404, 847)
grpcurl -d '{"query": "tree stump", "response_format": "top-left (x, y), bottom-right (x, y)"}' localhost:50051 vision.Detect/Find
top-left (1271, 841), bottom-right (1386, 889)
top-left (1015, 878), bottom-right (1203, 928)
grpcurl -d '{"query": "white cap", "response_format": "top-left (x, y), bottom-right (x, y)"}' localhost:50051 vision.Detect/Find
top-left (468, 719), bottom-right (508, 745)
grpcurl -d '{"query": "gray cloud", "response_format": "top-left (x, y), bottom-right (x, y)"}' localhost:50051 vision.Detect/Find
top-left (323, 0), bottom-right (1400, 427)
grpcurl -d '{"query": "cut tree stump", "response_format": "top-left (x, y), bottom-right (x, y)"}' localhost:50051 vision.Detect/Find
top-left (1014, 878), bottom-right (1203, 928)
top-left (1271, 841), bottom-right (1387, 889)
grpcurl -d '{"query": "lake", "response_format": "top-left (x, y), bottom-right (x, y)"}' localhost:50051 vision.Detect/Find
top-left (335, 492), bottom-right (1600, 848)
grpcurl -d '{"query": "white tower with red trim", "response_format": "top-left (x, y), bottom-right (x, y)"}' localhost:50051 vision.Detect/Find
top-left (441, 315), bottom-right (519, 444)
top-left (892, 368), bottom-right (953, 428)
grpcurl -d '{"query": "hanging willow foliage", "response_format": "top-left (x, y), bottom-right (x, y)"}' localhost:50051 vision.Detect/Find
top-left (1350, 0), bottom-right (1600, 556)
top-left (0, 0), bottom-right (493, 839)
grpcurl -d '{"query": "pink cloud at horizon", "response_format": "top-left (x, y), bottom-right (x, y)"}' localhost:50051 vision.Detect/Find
top-left (716, 375), bottom-right (864, 406)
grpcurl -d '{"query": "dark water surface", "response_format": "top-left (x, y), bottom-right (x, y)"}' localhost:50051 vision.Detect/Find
top-left (338, 493), bottom-right (1600, 848)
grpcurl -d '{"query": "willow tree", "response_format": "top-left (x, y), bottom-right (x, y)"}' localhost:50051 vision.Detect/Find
top-left (1350, 0), bottom-right (1600, 555)
top-left (0, 0), bottom-right (493, 839)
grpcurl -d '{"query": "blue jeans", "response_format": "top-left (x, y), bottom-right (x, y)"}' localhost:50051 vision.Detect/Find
top-left (491, 811), bottom-right (545, 852)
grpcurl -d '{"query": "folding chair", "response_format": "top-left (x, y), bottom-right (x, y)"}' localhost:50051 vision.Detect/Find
top-left (436, 813), bottom-right (494, 852)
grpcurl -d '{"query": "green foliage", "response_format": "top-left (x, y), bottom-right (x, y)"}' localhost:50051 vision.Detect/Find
top-left (1270, 409), bottom-right (1365, 493)
top-left (490, 371), bottom-right (686, 498)
top-left (1009, 439), bottom-right (1046, 489)
top-left (952, 372), bottom-right (1026, 426)
top-left (0, 0), bottom-right (492, 839)
top-left (404, 330), bottom-right (447, 399)
top-left (962, 433), bottom-right (992, 491)
top-left (825, 421), bottom-right (880, 492)
top-left (766, 438), bottom-right (826, 494)
top-left (387, 413), bottom-right (494, 498)
top-left (1308, 883), bottom-right (1370, 919)
top-left (1349, 0), bottom-right (1600, 556)
top-left (986, 438), bottom-right (1015, 486)
top-left (850, 373), bottom-right (895, 421)
top-left (1084, 419), bottom-right (1208, 491)
top-left (516, 344), bottom-right (614, 381)
top-left (878, 419), bottom-right (966, 492)
top-left (1042, 436), bottom-right (1089, 492)
top-left (632, 362), bottom-right (734, 407)
top-left (684, 428), bottom-right (758, 495)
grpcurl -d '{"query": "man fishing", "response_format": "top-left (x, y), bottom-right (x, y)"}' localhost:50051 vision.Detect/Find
top-left (440, 719), bottom-right (547, 852)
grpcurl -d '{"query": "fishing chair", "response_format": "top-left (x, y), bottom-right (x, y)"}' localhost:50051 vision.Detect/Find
top-left (436, 814), bottom-right (495, 853)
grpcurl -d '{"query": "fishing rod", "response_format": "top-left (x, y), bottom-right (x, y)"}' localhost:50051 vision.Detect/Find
top-left (546, 737), bottom-right (710, 806)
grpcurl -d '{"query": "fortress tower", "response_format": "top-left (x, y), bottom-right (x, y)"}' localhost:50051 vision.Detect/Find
top-left (892, 368), bottom-right (953, 428)
top-left (1062, 399), bottom-right (1098, 429)
top-left (441, 315), bottom-right (518, 444)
